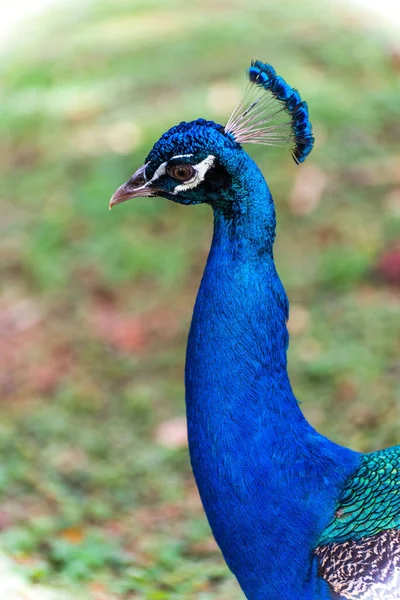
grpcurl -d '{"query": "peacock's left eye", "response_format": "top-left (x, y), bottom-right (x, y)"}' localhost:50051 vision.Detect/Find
top-left (166, 164), bottom-right (195, 182)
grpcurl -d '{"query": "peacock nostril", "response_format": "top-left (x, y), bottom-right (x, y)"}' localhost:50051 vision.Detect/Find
top-left (130, 172), bottom-right (146, 187)
top-left (128, 163), bottom-right (148, 187)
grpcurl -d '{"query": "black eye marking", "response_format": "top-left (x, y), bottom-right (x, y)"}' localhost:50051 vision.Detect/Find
top-left (166, 164), bottom-right (195, 182)
top-left (203, 162), bottom-right (231, 193)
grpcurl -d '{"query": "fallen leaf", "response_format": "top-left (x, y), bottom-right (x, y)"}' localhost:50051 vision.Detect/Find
top-left (60, 527), bottom-right (85, 544)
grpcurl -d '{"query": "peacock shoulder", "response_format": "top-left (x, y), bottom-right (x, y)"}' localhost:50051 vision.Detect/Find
top-left (315, 446), bottom-right (400, 599)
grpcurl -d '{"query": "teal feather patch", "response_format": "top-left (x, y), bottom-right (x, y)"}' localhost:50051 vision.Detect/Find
top-left (317, 447), bottom-right (400, 546)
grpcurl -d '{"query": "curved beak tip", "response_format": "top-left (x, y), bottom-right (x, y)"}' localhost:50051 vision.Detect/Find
top-left (109, 164), bottom-right (151, 211)
top-left (109, 183), bottom-right (132, 209)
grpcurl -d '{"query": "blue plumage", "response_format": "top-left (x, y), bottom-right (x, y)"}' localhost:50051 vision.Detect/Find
top-left (231, 60), bottom-right (314, 163)
top-left (110, 60), bottom-right (400, 600)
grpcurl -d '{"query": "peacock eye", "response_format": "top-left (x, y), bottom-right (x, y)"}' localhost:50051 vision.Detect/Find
top-left (166, 164), bottom-right (195, 182)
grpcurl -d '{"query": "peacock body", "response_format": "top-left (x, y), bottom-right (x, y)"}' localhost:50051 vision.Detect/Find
top-left (110, 61), bottom-right (400, 600)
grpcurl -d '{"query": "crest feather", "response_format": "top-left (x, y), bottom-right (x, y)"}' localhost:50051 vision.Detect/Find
top-left (225, 60), bottom-right (314, 164)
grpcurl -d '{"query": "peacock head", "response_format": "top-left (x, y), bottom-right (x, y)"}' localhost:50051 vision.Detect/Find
top-left (110, 119), bottom-right (242, 208)
top-left (110, 61), bottom-right (314, 210)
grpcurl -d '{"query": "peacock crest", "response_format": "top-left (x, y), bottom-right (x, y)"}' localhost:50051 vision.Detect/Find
top-left (225, 60), bottom-right (314, 163)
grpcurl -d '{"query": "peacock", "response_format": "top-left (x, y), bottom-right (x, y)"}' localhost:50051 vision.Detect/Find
top-left (109, 60), bottom-right (400, 600)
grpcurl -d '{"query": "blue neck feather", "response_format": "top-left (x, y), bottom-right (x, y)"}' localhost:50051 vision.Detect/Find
top-left (185, 152), bottom-right (360, 600)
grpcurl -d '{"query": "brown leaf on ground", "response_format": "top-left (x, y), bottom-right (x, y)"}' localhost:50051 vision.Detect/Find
top-left (60, 527), bottom-right (85, 544)
top-left (154, 416), bottom-right (188, 449)
top-left (288, 164), bottom-right (327, 216)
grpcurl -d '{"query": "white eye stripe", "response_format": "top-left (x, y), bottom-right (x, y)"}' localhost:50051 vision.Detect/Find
top-left (171, 154), bottom-right (193, 160)
top-left (149, 161), bottom-right (167, 182)
top-left (173, 155), bottom-right (215, 193)
top-left (149, 154), bottom-right (216, 193)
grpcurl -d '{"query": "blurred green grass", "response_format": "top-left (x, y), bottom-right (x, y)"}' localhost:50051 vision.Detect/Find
top-left (0, 0), bottom-right (400, 598)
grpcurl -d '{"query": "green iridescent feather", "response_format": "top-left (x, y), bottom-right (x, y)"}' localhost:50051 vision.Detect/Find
top-left (318, 446), bottom-right (400, 546)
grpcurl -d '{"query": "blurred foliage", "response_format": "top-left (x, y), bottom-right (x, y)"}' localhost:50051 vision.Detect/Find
top-left (0, 0), bottom-right (400, 598)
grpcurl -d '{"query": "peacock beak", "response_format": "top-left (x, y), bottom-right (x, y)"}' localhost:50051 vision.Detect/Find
top-left (109, 164), bottom-right (153, 209)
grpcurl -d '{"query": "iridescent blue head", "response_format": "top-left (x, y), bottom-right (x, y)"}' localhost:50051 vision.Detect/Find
top-left (110, 61), bottom-right (314, 209)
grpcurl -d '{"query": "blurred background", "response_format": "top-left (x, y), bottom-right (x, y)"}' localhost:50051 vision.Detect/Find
top-left (0, 0), bottom-right (399, 598)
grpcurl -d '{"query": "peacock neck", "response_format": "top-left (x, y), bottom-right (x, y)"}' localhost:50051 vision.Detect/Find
top-left (184, 157), bottom-right (360, 600)
top-left (186, 161), bottom-right (306, 438)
